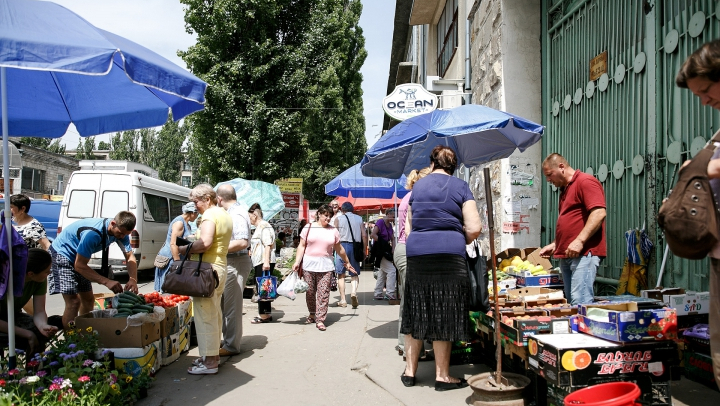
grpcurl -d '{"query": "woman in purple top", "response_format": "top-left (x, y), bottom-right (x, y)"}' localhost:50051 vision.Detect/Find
top-left (400, 146), bottom-right (481, 391)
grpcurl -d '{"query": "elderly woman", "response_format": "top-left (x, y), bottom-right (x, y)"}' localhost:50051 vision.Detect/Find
top-left (394, 167), bottom-right (432, 356)
top-left (400, 146), bottom-right (481, 391)
top-left (11, 194), bottom-right (51, 250)
top-left (154, 202), bottom-right (198, 292)
top-left (248, 203), bottom-right (277, 323)
top-left (292, 204), bottom-right (355, 331)
top-left (177, 184), bottom-right (232, 375)
top-left (372, 208), bottom-right (396, 300)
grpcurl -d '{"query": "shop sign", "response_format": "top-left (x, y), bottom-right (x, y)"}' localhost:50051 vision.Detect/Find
top-left (282, 193), bottom-right (300, 209)
top-left (382, 83), bottom-right (438, 121)
top-left (275, 178), bottom-right (303, 193)
top-left (589, 51), bottom-right (608, 81)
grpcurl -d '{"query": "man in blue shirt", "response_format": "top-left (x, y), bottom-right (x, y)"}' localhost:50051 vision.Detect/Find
top-left (48, 211), bottom-right (138, 328)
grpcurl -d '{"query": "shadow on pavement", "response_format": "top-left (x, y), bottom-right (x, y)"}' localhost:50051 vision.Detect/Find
top-left (366, 320), bottom-right (399, 339)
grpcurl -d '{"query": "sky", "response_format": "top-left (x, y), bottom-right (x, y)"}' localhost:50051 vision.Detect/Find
top-left (49, 0), bottom-right (396, 150)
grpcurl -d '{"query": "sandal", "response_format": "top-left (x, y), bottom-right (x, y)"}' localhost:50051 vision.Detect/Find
top-left (192, 357), bottom-right (204, 367)
top-left (251, 316), bottom-right (272, 324)
top-left (316, 322), bottom-right (326, 331)
top-left (334, 301), bottom-right (347, 307)
top-left (188, 362), bottom-right (218, 375)
top-left (305, 315), bottom-right (316, 324)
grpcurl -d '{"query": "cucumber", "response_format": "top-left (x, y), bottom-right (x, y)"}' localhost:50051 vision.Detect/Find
top-left (119, 292), bottom-right (143, 304)
top-left (117, 296), bottom-right (136, 305)
top-left (136, 304), bottom-right (155, 312)
top-left (117, 303), bottom-right (134, 310)
top-left (113, 314), bottom-right (128, 318)
top-left (131, 308), bottom-right (150, 314)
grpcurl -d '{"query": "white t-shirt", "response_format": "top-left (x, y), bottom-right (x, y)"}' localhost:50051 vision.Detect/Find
top-left (227, 203), bottom-right (251, 254)
top-left (299, 224), bottom-right (339, 272)
top-left (250, 220), bottom-right (276, 267)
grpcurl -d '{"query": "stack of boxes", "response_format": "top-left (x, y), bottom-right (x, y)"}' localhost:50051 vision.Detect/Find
top-left (159, 298), bottom-right (193, 366)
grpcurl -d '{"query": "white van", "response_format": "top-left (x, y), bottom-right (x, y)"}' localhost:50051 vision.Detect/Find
top-left (57, 161), bottom-right (192, 277)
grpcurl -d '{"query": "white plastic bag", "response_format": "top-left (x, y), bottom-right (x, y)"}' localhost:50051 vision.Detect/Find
top-left (125, 306), bottom-right (165, 331)
top-left (294, 278), bottom-right (309, 294)
top-left (277, 272), bottom-right (298, 300)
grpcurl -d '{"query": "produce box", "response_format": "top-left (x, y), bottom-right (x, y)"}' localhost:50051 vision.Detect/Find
top-left (527, 333), bottom-right (676, 389)
top-left (525, 298), bottom-right (568, 308)
top-left (515, 272), bottom-right (563, 287)
top-left (74, 311), bottom-right (161, 348)
top-left (507, 286), bottom-right (564, 302)
top-left (544, 306), bottom-right (578, 318)
top-left (109, 340), bottom-right (161, 377)
top-left (578, 303), bottom-right (677, 343)
top-left (93, 293), bottom-right (114, 310)
top-left (161, 323), bottom-right (191, 366)
top-left (640, 287), bottom-right (684, 301)
top-left (664, 291), bottom-right (710, 316)
top-left (494, 247), bottom-right (553, 270)
top-left (499, 314), bottom-right (569, 346)
top-left (677, 313), bottom-right (709, 330)
top-left (488, 277), bottom-right (517, 292)
top-left (684, 350), bottom-right (719, 391)
top-left (159, 306), bottom-right (179, 337)
top-left (178, 299), bottom-right (193, 327)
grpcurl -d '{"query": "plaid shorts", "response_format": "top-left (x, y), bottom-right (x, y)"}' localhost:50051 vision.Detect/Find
top-left (48, 247), bottom-right (93, 295)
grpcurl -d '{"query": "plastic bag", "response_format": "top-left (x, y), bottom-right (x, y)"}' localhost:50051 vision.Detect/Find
top-left (294, 278), bottom-right (309, 294)
top-left (125, 306), bottom-right (165, 331)
top-left (277, 272), bottom-right (298, 300)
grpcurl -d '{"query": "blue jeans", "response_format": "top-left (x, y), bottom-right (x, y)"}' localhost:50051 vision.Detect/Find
top-left (559, 253), bottom-right (601, 305)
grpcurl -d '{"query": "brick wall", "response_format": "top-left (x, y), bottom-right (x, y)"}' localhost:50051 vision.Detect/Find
top-left (470, 0), bottom-right (503, 109)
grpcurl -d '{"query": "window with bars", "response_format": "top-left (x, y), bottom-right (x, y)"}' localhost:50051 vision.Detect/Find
top-left (436, 0), bottom-right (458, 77)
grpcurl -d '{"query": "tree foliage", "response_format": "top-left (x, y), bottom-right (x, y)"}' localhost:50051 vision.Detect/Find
top-left (75, 136), bottom-right (98, 160)
top-left (19, 137), bottom-right (66, 155)
top-left (180, 0), bottom-right (367, 202)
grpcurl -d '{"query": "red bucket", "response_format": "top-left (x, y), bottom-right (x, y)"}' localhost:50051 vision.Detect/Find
top-left (564, 382), bottom-right (641, 406)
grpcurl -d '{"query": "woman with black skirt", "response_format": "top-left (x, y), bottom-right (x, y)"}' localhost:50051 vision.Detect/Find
top-left (400, 145), bottom-right (481, 391)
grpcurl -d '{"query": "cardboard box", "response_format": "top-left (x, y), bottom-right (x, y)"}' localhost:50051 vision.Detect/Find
top-left (74, 312), bottom-right (161, 348)
top-left (159, 306), bottom-right (179, 338)
top-left (488, 277), bottom-right (517, 292)
top-left (160, 323), bottom-right (191, 366)
top-left (499, 315), bottom-right (564, 345)
top-left (640, 287), bottom-right (684, 301)
top-left (684, 350), bottom-right (719, 391)
top-left (664, 291), bottom-right (710, 316)
top-left (507, 286), bottom-right (564, 302)
top-left (527, 333), bottom-right (676, 388)
top-left (524, 297), bottom-right (568, 308)
top-left (494, 247), bottom-right (553, 271)
top-left (92, 293), bottom-right (115, 310)
top-left (109, 340), bottom-right (161, 377)
top-left (577, 303), bottom-right (677, 343)
top-left (177, 299), bottom-right (193, 327)
top-left (515, 272), bottom-right (563, 287)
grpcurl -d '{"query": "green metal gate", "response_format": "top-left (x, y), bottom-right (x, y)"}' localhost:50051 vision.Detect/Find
top-left (541, 0), bottom-right (720, 292)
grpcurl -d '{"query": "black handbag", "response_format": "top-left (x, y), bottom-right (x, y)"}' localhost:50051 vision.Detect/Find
top-left (162, 242), bottom-right (219, 297)
top-left (467, 241), bottom-right (489, 312)
top-left (344, 214), bottom-right (364, 263)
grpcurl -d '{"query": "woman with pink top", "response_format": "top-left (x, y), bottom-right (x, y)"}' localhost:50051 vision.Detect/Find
top-left (394, 167), bottom-right (431, 356)
top-left (292, 204), bottom-right (355, 331)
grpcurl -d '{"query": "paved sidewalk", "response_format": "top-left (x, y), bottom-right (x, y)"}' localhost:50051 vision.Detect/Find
top-left (129, 273), bottom-right (719, 406)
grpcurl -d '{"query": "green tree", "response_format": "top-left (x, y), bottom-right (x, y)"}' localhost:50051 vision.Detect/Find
top-left (97, 141), bottom-right (111, 150)
top-left (146, 116), bottom-right (189, 183)
top-left (109, 130), bottom-right (142, 162)
top-left (20, 137), bottom-right (66, 155)
top-left (180, 0), bottom-right (367, 201)
top-left (75, 136), bottom-right (98, 160)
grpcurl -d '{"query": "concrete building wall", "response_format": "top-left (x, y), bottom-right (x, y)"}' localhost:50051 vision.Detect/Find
top-left (468, 0), bottom-right (542, 257)
top-left (15, 142), bottom-right (79, 197)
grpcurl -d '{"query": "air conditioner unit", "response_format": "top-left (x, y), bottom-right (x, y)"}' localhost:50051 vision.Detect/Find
top-left (426, 76), bottom-right (464, 92)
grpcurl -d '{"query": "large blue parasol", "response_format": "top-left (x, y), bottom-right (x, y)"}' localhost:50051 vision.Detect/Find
top-left (325, 163), bottom-right (409, 199)
top-left (360, 104), bottom-right (544, 178)
top-left (0, 0), bottom-right (208, 367)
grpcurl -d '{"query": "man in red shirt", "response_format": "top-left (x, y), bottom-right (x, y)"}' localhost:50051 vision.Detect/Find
top-left (538, 153), bottom-right (607, 305)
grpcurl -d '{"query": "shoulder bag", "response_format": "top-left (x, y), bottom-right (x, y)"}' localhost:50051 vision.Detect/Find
top-left (658, 129), bottom-right (720, 259)
top-left (154, 246), bottom-right (171, 269)
top-left (344, 214), bottom-right (364, 263)
top-left (162, 242), bottom-right (219, 297)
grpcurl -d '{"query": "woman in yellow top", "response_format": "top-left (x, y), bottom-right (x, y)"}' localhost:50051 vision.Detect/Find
top-left (178, 183), bottom-right (233, 375)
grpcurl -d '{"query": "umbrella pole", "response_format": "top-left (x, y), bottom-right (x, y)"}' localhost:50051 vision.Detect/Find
top-left (1, 67), bottom-right (16, 369)
top-left (483, 167), bottom-right (503, 383)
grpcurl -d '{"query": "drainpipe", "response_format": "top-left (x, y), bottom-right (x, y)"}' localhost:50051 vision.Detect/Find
top-left (465, 18), bottom-right (471, 104)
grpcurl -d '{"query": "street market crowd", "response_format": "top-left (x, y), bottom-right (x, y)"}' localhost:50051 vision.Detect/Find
top-left (0, 39), bottom-right (718, 393)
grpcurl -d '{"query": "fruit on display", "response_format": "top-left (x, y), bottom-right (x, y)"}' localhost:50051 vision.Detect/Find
top-left (511, 256), bottom-right (524, 267)
top-left (528, 339), bottom-right (538, 356)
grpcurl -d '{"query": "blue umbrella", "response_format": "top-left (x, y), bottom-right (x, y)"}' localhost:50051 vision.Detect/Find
top-left (360, 104), bottom-right (544, 178)
top-left (215, 179), bottom-right (286, 221)
top-left (0, 0), bottom-right (207, 368)
top-left (325, 163), bottom-right (409, 199)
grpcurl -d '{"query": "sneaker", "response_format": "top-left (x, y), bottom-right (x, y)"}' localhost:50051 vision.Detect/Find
top-left (374, 296), bottom-right (385, 300)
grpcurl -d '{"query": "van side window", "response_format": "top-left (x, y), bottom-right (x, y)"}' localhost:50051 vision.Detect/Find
top-left (143, 194), bottom-right (169, 223)
top-left (170, 199), bottom-right (184, 218)
top-left (101, 191), bottom-right (129, 218)
top-left (67, 190), bottom-right (96, 218)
